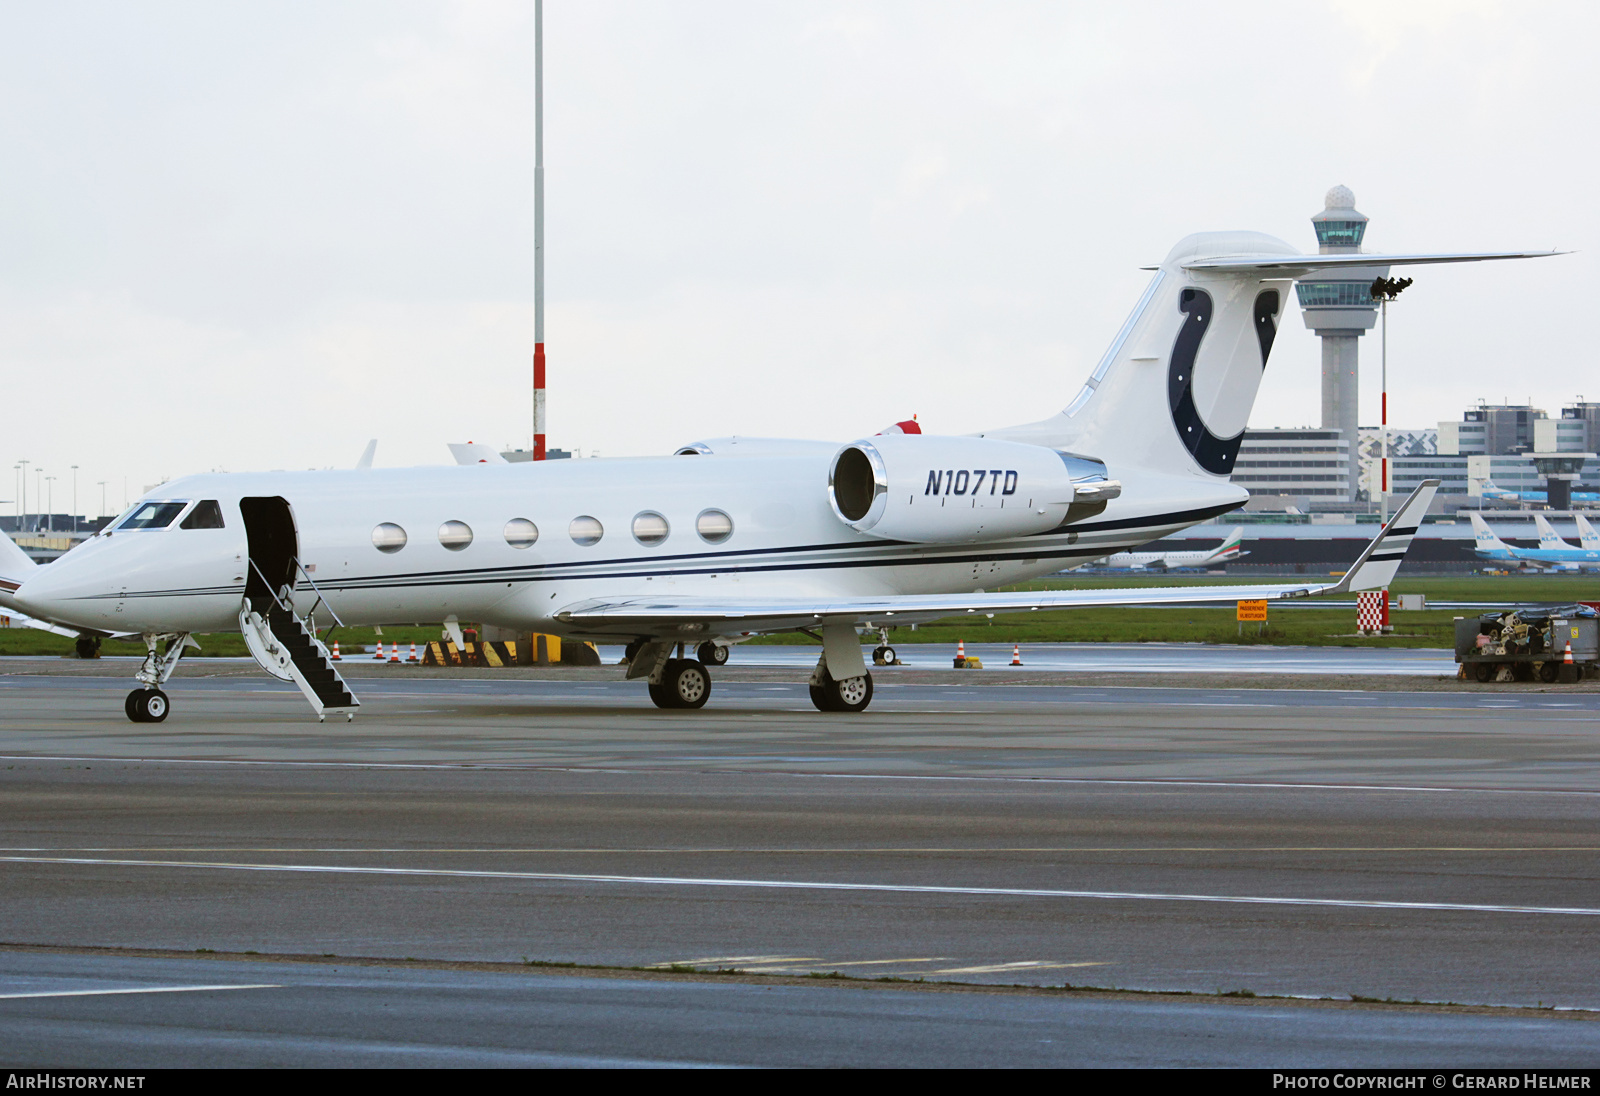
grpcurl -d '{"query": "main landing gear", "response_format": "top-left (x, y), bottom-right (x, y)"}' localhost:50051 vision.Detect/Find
top-left (125, 632), bottom-right (197, 723)
top-left (809, 668), bottom-right (873, 713)
top-left (633, 628), bottom-right (875, 712)
top-left (648, 658), bottom-right (713, 709)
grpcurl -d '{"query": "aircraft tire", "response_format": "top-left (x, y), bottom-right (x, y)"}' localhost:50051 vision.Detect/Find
top-left (812, 671), bottom-right (872, 713)
top-left (127, 689), bottom-right (169, 723)
top-left (647, 679), bottom-right (676, 709)
top-left (696, 642), bottom-right (729, 666)
top-left (663, 659), bottom-right (711, 709)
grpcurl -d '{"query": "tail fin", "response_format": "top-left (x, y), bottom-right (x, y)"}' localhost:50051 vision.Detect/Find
top-left (1206, 526), bottom-right (1246, 562)
top-left (1469, 512), bottom-right (1513, 553)
top-left (1576, 514), bottom-right (1600, 551)
top-left (990, 231), bottom-right (1297, 476)
top-left (1333, 481), bottom-right (1438, 592)
top-left (0, 527), bottom-right (39, 609)
top-left (987, 235), bottom-right (1555, 479)
top-left (1533, 513), bottom-right (1577, 550)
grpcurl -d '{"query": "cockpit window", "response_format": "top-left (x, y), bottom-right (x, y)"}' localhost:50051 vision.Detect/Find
top-left (116, 501), bottom-right (189, 530)
top-left (180, 500), bottom-right (225, 529)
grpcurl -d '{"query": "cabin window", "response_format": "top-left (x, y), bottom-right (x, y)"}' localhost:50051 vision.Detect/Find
top-left (439, 520), bottom-right (473, 551)
top-left (632, 511), bottom-right (670, 546)
top-left (504, 518), bottom-right (538, 548)
top-left (569, 516), bottom-right (604, 546)
top-left (372, 523), bottom-right (408, 553)
top-left (696, 509), bottom-right (734, 543)
top-left (117, 501), bottom-right (188, 530)
top-left (179, 500), bottom-right (225, 529)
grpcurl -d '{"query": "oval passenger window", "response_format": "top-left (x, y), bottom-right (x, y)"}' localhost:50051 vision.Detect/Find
top-left (504, 518), bottom-right (538, 548)
top-left (569, 516), bottom-right (604, 546)
top-left (696, 509), bottom-right (734, 544)
top-left (632, 511), bottom-right (669, 546)
top-left (372, 523), bottom-right (408, 553)
top-left (439, 520), bottom-right (473, 551)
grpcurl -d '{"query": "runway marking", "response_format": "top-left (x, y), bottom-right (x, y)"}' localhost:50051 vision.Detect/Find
top-left (5, 855), bottom-right (1600, 917)
top-left (929, 961), bottom-right (1111, 974)
top-left (649, 955), bottom-right (820, 967)
top-left (1, 754), bottom-right (1597, 796)
top-left (0, 983), bottom-right (278, 1000)
top-left (6, 846), bottom-right (1600, 855)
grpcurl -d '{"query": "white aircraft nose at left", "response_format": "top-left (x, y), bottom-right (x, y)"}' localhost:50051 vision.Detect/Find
top-left (16, 499), bottom-right (244, 633)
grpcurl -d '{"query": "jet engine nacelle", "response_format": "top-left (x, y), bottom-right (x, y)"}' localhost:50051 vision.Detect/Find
top-left (827, 435), bottom-right (1120, 544)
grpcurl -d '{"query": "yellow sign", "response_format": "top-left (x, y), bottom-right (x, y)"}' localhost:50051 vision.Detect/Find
top-left (1236, 600), bottom-right (1268, 622)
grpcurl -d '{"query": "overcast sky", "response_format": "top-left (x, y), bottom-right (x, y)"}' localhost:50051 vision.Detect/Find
top-left (2, 0), bottom-right (1594, 513)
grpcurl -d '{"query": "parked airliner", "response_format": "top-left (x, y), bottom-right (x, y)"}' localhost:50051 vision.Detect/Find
top-left (1469, 511), bottom-right (1600, 571)
top-left (3, 230), bottom-right (1553, 720)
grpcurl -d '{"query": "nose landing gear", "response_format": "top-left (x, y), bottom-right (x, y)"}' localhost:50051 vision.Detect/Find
top-left (125, 689), bottom-right (170, 723)
top-left (124, 632), bottom-right (196, 723)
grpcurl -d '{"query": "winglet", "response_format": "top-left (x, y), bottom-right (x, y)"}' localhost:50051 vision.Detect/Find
top-left (355, 440), bottom-right (377, 470)
top-left (1327, 480), bottom-right (1440, 594)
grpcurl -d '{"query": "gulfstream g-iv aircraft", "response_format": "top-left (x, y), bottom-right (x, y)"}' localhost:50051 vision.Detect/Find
top-left (6, 231), bottom-right (1553, 721)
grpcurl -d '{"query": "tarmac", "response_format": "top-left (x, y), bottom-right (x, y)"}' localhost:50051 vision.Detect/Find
top-left (2, 653), bottom-right (1598, 1066)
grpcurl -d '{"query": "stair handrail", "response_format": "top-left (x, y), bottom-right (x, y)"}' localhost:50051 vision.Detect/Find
top-left (245, 557), bottom-right (346, 630)
top-left (292, 557), bottom-right (345, 629)
top-left (247, 558), bottom-right (296, 616)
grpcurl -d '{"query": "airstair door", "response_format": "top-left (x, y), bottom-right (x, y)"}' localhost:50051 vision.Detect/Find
top-left (237, 496), bottom-right (359, 721)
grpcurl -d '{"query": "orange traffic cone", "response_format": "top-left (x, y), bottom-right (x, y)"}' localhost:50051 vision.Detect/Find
top-left (1565, 642), bottom-right (1574, 664)
top-left (1010, 644), bottom-right (1023, 666)
top-left (388, 642), bottom-right (401, 664)
top-left (331, 641), bottom-right (341, 662)
top-left (953, 640), bottom-right (967, 669)
top-left (373, 641), bottom-right (385, 661)
top-left (407, 642), bottom-right (419, 663)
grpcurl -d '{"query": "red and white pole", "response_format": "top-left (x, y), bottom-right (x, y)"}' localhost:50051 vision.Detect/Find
top-left (532, 0), bottom-right (546, 461)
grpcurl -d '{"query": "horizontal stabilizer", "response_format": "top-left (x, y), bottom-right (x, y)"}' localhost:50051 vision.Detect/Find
top-left (1183, 250), bottom-right (1565, 274)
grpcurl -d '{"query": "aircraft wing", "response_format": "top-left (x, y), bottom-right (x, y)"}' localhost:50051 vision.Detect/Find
top-left (557, 483), bottom-right (1437, 637)
top-left (0, 609), bottom-right (82, 640)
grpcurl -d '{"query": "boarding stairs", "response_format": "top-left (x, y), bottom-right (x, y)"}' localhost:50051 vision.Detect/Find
top-left (240, 560), bottom-right (359, 722)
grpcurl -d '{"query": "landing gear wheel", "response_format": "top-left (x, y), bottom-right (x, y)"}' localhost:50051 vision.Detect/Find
top-left (1473, 662), bottom-right (1495, 683)
top-left (647, 679), bottom-right (672, 708)
top-left (662, 658), bottom-right (711, 709)
top-left (872, 645), bottom-right (897, 666)
top-left (75, 636), bottom-right (102, 660)
top-left (696, 642), bottom-right (729, 666)
top-left (125, 689), bottom-right (169, 723)
top-left (810, 671), bottom-right (873, 713)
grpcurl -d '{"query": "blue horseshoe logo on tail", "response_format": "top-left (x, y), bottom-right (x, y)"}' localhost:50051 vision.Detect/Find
top-left (1167, 288), bottom-right (1280, 475)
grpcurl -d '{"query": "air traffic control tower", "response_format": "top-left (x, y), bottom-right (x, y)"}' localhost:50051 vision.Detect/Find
top-left (1296, 186), bottom-right (1390, 502)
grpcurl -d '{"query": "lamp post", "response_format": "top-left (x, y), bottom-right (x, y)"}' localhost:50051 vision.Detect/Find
top-left (98, 481), bottom-right (107, 521)
top-left (71, 465), bottom-right (78, 532)
top-left (44, 476), bottom-right (54, 533)
top-left (1370, 276), bottom-right (1413, 523)
top-left (16, 460), bottom-right (28, 529)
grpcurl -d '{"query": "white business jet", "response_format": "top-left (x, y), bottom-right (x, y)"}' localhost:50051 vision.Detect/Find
top-left (1090, 526), bottom-right (1247, 571)
top-left (4, 231), bottom-right (1552, 721)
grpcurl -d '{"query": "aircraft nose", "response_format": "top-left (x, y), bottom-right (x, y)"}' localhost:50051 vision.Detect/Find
top-left (12, 559), bottom-right (117, 631)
